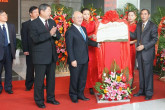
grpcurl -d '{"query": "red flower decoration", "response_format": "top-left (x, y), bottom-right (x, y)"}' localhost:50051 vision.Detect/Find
top-left (101, 10), bottom-right (119, 24)
top-left (116, 70), bottom-right (121, 74)
top-left (120, 14), bottom-right (123, 17)
top-left (100, 85), bottom-right (103, 90)
top-left (122, 75), bottom-right (127, 82)
top-left (99, 94), bottom-right (103, 99)
top-left (108, 98), bottom-right (112, 101)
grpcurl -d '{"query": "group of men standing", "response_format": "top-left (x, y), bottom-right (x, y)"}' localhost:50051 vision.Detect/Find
top-left (0, 3), bottom-right (158, 109)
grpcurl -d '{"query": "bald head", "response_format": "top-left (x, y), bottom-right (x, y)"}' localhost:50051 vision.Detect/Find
top-left (72, 11), bottom-right (83, 26)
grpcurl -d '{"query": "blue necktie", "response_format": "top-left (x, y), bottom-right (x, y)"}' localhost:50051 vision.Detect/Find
top-left (80, 27), bottom-right (86, 41)
top-left (2, 24), bottom-right (8, 46)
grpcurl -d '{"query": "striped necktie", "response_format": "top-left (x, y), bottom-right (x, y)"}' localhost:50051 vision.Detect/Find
top-left (142, 23), bottom-right (145, 32)
top-left (2, 24), bottom-right (8, 46)
top-left (79, 27), bottom-right (86, 41)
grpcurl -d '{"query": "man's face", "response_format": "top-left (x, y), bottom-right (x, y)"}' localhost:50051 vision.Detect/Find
top-left (30, 8), bottom-right (39, 20)
top-left (41, 7), bottom-right (51, 20)
top-left (0, 12), bottom-right (8, 22)
top-left (73, 12), bottom-right (83, 26)
top-left (141, 10), bottom-right (150, 23)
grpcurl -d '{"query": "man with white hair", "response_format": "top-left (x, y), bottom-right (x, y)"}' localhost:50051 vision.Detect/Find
top-left (65, 11), bottom-right (99, 103)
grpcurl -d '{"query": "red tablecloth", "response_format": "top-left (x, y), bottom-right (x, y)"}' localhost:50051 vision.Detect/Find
top-left (96, 20), bottom-right (132, 81)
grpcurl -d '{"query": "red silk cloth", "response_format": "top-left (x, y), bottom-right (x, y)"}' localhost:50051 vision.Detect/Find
top-left (96, 10), bottom-right (132, 80)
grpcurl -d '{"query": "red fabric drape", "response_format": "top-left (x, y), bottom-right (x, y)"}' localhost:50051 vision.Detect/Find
top-left (97, 19), bottom-right (132, 81)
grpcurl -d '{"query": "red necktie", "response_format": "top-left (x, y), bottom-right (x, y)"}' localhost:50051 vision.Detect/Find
top-left (45, 20), bottom-right (49, 30)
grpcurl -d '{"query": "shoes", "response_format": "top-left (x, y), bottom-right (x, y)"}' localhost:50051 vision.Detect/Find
top-left (70, 98), bottom-right (78, 103)
top-left (36, 103), bottom-right (46, 108)
top-left (47, 99), bottom-right (60, 105)
top-left (0, 89), bottom-right (2, 94)
top-left (78, 96), bottom-right (90, 101)
top-left (25, 88), bottom-right (32, 91)
top-left (145, 96), bottom-right (152, 100)
top-left (44, 85), bottom-right (46, 89)
top-left (5, 90), bottom-right (13, 94)
top-left (133, 92), bottom-right (145, 97)
top-left (89, 88), bottom-right (94, 95)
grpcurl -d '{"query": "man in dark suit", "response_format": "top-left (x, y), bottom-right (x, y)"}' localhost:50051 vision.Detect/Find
top-left (30, 4), bottom-right (60, 108)
top-left (65, 11), bottom-right (99, 103)
top-left (21, 6), bottom-right (39, 91)
top-left (0, 10), bottom-right (16, 94)
top-left (130, 9), bottom-right (158, 100)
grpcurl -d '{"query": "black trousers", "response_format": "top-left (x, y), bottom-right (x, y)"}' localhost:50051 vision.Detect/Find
top-left (0, 45), bottom-right (13, 91)
top-left (25, 54), bottom-right (34, 89)
top-left (137, 53), bottom-right (153, 96)
top-left (34, 62), bottom-right (56, 104)
top-left (69, 62), bottom-right (88, 100)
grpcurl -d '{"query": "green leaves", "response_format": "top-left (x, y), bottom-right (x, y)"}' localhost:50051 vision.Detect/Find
top-left (151, 7), bottom-right (165, 25)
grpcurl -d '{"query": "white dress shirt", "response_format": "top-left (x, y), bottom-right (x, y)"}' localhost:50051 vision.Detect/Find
top-left (0, 22), bottom-right (10, 44)
top-left (142, 20), bottom-right (148, 28)
top-left (39, 16), bottom-right (49, 26)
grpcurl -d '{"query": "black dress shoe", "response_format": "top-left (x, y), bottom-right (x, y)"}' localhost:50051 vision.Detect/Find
top-left (89, 88), bottom-right (94, 95)
top-left (70, 98), bottom-right (78, 103)
top-left (78, 96), bottom-right (90, 101)
top-left (44, 85), bottom-right (46, 89)
top-left (25, 88), bottom-right (32, 91)
top-left (133, 92), bottom-right (145, 97)
top-left (5, 90), bottom-right (13, 94)
top-left (36, 103), bottom-right (46, 108)
top-left (145, 96), bottom-right (152, 100)
top-left (47, 99), bottom-right (60, 105)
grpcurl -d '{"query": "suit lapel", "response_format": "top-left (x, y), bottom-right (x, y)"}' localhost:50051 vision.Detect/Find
top-left (82, 27), bottom-right (88, 42)
top-left (142, 21), bottom-right (150, 33)
top-left (36, 17), bottom-right (49, 32)
top-left (7, 23), bottom-right (12, 43)
top-left (72, 25), bottom-right (86, 42)
top-left (0, 27), bottom-right (5, 37)
top-left (48, 19), bottom-right (53, 31)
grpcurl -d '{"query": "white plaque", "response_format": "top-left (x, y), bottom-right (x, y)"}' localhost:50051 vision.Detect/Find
top-left (97, 22), bottom-right (128, 42)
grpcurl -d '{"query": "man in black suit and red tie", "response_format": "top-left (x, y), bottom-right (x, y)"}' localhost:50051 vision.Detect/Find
top-left (130, 9), bottom-right (158, 100)
top-left (0, 10), bottom-right (16, 94)
top-left (30, 4), bottom-right (61, 108)
top-left (21, 6), bottom-right (39, 91)
top-left (65, 11), bottom-right (99, 103)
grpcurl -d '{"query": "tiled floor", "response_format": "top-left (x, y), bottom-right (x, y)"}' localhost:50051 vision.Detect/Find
top-left (93, 98), bottom-right (165, 110)
top-left (2, 55), bottom-right (70, 81)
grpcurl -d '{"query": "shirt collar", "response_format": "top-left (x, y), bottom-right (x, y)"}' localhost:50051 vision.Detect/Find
top-left (142, 20), bottom-right (148, 26)
top-left (39, 16), bottom-right (46, 24)
top-left (73, 23), bottom-right (81, 29)
top-left (0, 22), bottom-right (7, 28)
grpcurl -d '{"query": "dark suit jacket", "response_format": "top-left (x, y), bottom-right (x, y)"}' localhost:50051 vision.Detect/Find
top-left (21, 20), bottom-right (33, 53)
top-left (30, 17), bottom-right (61, 64)
top-left (130, 21), bottom-right (158, 61)
top-left (0, 23), bottom-right (16, 61)
top-left (65, 25), bottom-right (98, 64)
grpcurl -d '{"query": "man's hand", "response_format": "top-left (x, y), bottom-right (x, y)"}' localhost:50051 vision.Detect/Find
top-left (50, 26), bottom-right (57, 36)
top-left (71, 60), bottom-right (77, 67)
top-left (24, 52), bottom-right (29, 55)
top-left (136, 45), bottom-right (144, 51)
top-left (97, 43), bottom-right (101, 48)
top-left (92, 34), bottom-right (97, 39)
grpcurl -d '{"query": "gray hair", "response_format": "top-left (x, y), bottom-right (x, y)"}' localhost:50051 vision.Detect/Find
top-left (39, 3), bottom-right (50, 14)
